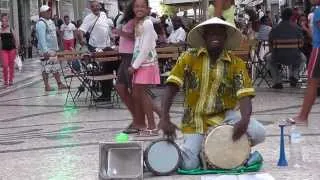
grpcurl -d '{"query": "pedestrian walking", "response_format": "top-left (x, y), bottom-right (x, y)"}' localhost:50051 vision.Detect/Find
top-left (0, 13), bottom-right (19, 87)
top-left (288, 0), bottom-right (320, 125)
top-left (36, 5), bottom-right (67, 91)
top-left (60, 15), bottom-right (76, 50)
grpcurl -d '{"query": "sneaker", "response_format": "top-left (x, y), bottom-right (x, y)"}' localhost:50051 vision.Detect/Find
top-left (9, 81), bottom-right (13, 86)
top-left (272, 83), bottom-right (283, 89)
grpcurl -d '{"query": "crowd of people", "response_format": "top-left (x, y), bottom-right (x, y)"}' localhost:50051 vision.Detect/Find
top-left (235, 5), bottom-right (315, 90)
top-left (2, 0), bottom-right (320, 172)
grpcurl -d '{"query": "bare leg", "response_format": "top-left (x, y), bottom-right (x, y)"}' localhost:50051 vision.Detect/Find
top-left (132, 85), bottom-right (146, 129)
top-left (53, 72), bottom-right (67, 89)
top-left (140, 86), bottom-right (156, 130)
top-left (42, 72), bottom-right (51, 91)
top-left (294, 78), bottom-right (320, 124)
top-left (115, 84), bottom-right (136, 121)
top-left (146, 94), bottom-right (161, 118)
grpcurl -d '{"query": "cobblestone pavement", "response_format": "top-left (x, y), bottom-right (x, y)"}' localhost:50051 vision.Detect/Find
top-left (0, 61), bottom-right (319, 180)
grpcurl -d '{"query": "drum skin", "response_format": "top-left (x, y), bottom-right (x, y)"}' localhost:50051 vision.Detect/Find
top-left (203, 125), bottom-right (251, 169)
top-left (144, 139), bottom-right (182, 176)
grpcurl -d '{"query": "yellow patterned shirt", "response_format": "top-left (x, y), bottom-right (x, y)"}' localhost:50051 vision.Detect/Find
top-left (166, 48), bottom-right (255, 134)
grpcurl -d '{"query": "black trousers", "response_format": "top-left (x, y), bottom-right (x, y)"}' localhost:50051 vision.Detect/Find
top-left (88, 45), bottom-right (119, 99)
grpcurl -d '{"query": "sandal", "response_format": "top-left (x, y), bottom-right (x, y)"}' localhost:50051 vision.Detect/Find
top-left (45, 86), bottom-right (55, 92)
top-left (285, 117), bottom-right (308, 126)
top-left (58, 83), bottom-right (68, 90)
top-left (135, 129), bottom-right (159, 137)
top-left (122, 123), bottom-right (140, 134)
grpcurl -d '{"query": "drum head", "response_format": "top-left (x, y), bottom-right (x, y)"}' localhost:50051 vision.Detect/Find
top-left (203, 125), bottom-right (250, 169)
top-left (144, 139), bottom-right (181, 176)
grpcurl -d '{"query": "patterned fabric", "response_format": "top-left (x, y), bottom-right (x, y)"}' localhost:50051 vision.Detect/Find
top-left (36, 18), bottom-right (59, 54)
top-left (36, 18), bottom-right (61, 74)
top-left (132, 17), bottom-right (158, 69)
top-left (40, 57), bottom-right (61, 74)
top-left (166, 48), bottom-right (255, 134)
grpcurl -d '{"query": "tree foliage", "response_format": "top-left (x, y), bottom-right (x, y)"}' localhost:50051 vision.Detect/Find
top-left (160, 3), bottom-right (177, 16)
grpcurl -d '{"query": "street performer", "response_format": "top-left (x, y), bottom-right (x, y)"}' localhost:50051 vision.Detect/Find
top-left (159, 17), bottom-right (266, 170)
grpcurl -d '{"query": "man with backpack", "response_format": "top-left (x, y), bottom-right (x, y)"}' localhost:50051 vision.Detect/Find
top-left (36, 5), bottom-right (67, 91)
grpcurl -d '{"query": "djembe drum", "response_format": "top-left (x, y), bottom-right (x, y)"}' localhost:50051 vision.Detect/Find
top-left (203, 125), bottom-right (251, 169)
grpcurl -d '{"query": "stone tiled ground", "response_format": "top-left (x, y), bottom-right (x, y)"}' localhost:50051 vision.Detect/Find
top-left (0, 60), bottom-right (319, 180)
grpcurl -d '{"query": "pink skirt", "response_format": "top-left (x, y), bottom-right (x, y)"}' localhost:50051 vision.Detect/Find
top-left (132, 65), bottom-right (160, 85)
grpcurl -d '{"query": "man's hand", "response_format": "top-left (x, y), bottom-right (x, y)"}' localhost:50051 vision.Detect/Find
top-left (79, 40), bottom-right (86, 47)
top-left (158, 115), bottom-right (178, 140)
top-left (159, 84), bottom-right (180, 140)
top-left (234, 97), bottom-right (252, 141)
top-left (128, 66), bottom-right (135, 76)
top-left (232, 119), bottom-right (249, 141)
top-left (112, 29), bottom-right (121, 36)
top-left (43, 52), bottom-right (50, 60)
top-left (301, 23), bottom-right (309, 31)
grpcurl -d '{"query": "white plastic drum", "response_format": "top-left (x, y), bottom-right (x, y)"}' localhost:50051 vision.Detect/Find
top-left (144, 139), bottom-right (182, 175)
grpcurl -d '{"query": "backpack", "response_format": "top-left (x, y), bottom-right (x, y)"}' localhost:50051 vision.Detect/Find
top-left (113, 12), bottom-right (123, 28)
top-left (37, 18), bottom-right (50, 34)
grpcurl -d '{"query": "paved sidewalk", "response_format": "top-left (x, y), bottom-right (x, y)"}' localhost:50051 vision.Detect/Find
top-left (0, 57), bottom-right (42, 96)
top-left (0, 66), bottom-right (319, 179)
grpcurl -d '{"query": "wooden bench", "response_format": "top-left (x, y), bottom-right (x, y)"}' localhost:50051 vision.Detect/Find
top-left (270, 38), bottom-right (305, 85)
top-left (56, 51), bottom-right (81, 62)
top-left (84, 50), bottom-right (120, 81)
top-left (156, 46), bottom-right (180, 61)
top-left (271, 39), bottom-right (303, 49)
top-left (56, 50), bottom-right (121, 63)
top-left (91, 50), bottom-right (120, 62)
top-left (232, 40), bottom-right (251, 61)
top-left (156, 46), bottom-right (182, 83)
top-left (87, 74), bottom-right (116, 81)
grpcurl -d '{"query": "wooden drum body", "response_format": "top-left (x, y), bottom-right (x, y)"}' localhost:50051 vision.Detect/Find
top-left (203, 125), bottom-right (251, 169)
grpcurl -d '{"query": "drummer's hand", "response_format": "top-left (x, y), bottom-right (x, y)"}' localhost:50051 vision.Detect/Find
top-left (232, 119), bottom-right (249, 141)
top-left (112, 29), bottom-right (121, 36)
top-left (158, 116), bottom-right (178, 140)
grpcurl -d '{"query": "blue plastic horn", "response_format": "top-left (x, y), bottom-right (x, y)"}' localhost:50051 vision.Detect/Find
top-left (277, 124), bottom-right (288, 166)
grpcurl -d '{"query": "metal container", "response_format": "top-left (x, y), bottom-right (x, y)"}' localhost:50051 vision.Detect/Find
top-left (99, 142), bottom-right (143, 180)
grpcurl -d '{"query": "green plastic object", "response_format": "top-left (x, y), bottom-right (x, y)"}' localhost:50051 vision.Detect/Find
top-left (115, 133), bottom-right (129, 143)
top-left (177, 161), bottom-right (263, 175)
